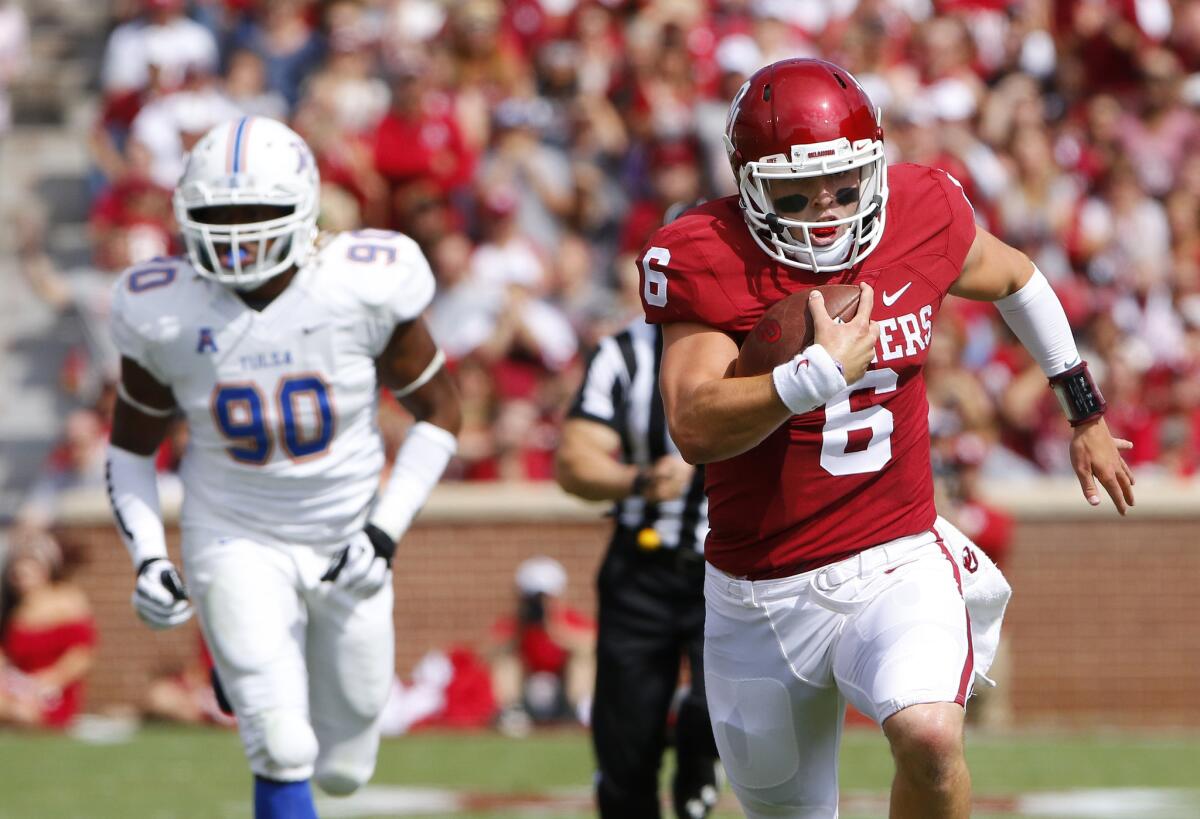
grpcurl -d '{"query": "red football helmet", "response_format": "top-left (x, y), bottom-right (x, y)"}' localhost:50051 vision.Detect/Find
top-left (725, 58), bottom-right (888, 272)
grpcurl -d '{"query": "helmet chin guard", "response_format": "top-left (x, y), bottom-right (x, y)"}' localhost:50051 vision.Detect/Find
top-left (725, 59), bottom-right (891, 273)
top-left (173, 116), bottom-right (320, 290)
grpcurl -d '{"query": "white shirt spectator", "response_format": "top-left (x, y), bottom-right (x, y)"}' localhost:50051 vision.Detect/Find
top-left (0, 0), bottom-right (29, 136)
top-left (102, 14), bottom-right (219, 94)
top-left (428, 238), bottom-right (578, 370)
top-left (129, 88), bottom-right (243, 188)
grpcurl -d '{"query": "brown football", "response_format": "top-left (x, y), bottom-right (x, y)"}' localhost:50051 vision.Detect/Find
top-left (734, 284), bottom-right (862, 377)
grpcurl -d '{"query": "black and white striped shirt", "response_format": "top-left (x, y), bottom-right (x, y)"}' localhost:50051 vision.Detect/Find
top-left (567, 319), bottom-right (709, 554)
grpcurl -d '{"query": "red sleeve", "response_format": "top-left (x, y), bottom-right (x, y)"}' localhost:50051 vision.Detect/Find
top-left (637, 220), bottom-right (741, 329)
top-left (929, 167), bottom-right (979, 284)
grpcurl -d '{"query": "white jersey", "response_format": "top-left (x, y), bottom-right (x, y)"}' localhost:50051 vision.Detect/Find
top-left (110, 229), bottom-right (435, 546)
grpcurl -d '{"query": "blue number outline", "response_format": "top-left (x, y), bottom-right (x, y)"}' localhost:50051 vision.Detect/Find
top-left (210, 383), bottom-right (272, 464)
top-left (128, 267), bottom-right (177, 293)
top-left (210, 376), bottom-right (336, 465)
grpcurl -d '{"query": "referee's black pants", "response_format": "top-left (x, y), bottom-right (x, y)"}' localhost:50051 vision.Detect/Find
top-left (592, 526), bottom-right (719, 819)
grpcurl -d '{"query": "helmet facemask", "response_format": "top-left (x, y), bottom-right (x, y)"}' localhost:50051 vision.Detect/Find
top-left (174, 179), bottom-right (318, 291)
top-left (736, 135), bottom-right (888, 273)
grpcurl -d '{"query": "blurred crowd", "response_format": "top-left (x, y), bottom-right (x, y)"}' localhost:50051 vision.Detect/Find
top-left (10, 0), bottom-right (1199, 728)
top-left (8, 0), bottom-right (1200, 533)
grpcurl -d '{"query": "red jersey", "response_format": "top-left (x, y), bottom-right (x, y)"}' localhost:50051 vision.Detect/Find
top-left (639, 163), bottom-right (977, 578)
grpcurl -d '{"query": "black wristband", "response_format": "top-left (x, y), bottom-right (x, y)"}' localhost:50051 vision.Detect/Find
top-left (363, 523), bottom-right (396, 566)
top-left (1049, 361), bottom-right (1106, 427)
top-left (137, 557), bottom-right (165, 576)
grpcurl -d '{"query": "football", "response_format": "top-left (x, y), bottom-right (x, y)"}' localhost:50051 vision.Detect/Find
top-left (734, 284), bottom-right (862, 377)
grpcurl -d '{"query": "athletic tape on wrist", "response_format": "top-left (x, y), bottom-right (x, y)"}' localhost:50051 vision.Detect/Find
top-left (771, 344), bottom-right (847, 415)
top-left (368, 421), bottom-right (457, 542)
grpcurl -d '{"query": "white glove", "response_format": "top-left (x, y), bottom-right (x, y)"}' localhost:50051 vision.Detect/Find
top-left (321, 524), bottom-right (396, 599)
top-left (133, 558), bottom-right (193, 629)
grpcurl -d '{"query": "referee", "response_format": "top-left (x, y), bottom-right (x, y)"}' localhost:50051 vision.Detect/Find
top-left (556, 317), bottom-right (719, 819)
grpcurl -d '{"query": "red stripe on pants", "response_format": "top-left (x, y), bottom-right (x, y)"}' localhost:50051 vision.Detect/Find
top-left (932, 526), bottom-right (975, 706)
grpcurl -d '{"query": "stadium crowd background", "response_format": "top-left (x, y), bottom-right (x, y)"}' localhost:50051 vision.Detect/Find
top-left (1, 0), bottom-right (1199, 726)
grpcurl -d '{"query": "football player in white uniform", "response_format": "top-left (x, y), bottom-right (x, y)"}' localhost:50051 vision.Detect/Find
top-left (104, 116), bottom-right (461, 819)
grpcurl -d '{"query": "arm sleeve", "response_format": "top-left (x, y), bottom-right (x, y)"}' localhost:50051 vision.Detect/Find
top-left (106, 445), bottom-right (168, 568)
top-left (993, 266), bottom-right (1081, 377)
top-left (566, 339), bottom-right (626, 428)
top-left (367, 421), bottom-right (457, 543)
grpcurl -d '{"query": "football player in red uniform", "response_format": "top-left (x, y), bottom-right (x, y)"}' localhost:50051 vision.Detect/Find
top-left (639, 58), bottom-right (1133, 819)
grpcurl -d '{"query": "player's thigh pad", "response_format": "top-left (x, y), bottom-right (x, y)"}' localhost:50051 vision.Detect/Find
top-left (933, 516), bottom-right (1011, 685)
top-left (831, 544), bottom-right (973, 724)
top-left (306, 579), bottom-right (395, 795)
top-left (184, 532), bottom-right (318, 779)
top-left (703, 566), bottom-right (844, 819)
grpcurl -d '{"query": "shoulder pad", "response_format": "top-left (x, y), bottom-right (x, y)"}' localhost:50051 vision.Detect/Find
top-left (318, 229), bottom-right (436, 324)
top-left (111, 256), bottom-right (203, 335)
top-left (637, 215), bottom-right (741, 329)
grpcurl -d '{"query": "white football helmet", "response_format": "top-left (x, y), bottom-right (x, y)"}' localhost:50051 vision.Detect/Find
top-left (173, 116), bottom-right (319, 290)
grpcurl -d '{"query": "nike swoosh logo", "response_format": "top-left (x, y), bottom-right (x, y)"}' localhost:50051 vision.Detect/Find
top-left (881, 282), bottom-right (912, 307)
top-left (794, 358), bottom-right (809, 373)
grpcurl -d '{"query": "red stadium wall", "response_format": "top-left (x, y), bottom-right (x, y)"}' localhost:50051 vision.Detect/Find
top-left (49, 484), bottom-right (1200, 728)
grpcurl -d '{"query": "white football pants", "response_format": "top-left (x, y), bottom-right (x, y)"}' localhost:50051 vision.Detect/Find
top-left (182, 527), bottom-right (395, 792)
top-left (703, 519), bottom-right (1006, 818)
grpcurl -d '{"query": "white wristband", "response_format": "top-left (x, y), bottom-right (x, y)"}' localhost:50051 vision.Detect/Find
top-left (106, 445), bottom-right (169, 567)
top-left (368, 421), bottom-right (457, 542)
top-left (771, 344), bottom-right (847, 415)
top-left (994, 266), bottom-right (1080, 377)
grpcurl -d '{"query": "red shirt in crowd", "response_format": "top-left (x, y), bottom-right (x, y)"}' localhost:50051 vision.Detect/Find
top-left (2, 618), bottom-right (97, 728)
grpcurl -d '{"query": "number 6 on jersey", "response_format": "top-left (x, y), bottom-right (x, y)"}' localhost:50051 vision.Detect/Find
top-left (642, 246), bottom-right (670, 307)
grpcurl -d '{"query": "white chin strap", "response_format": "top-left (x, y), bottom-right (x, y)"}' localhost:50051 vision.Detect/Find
top-left (809, 229), bottom-right (855, 266)
top-left (780, 226), bottom-right (855, 268)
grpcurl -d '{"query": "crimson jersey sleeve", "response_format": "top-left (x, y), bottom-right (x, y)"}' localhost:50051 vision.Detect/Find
top-left (637, 220), bottom-right (741, 329)
top-left (928, 166), bottom-right (978, 290)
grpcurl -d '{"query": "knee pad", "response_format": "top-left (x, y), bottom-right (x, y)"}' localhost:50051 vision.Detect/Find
top-left (315, 760), bottom-right (372, 796)
top-left (262, 711), bottom-right (319, 771)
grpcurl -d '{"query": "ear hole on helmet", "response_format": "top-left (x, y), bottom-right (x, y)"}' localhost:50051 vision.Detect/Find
top-left (763, 83), bottom-right (772, 101)
top-left (832, 72), bottom-right (848, 89)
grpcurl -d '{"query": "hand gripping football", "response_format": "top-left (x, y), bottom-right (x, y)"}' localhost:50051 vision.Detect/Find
top-left (734, 285), bottom-right (862, 377)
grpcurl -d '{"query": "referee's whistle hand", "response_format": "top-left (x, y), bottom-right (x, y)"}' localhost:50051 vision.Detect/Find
top-left (642, 456), bottom-right (694, 502)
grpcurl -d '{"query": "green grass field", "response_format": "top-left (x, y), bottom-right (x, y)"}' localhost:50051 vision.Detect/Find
top-left (1, 724), bottom-right (1198, 818)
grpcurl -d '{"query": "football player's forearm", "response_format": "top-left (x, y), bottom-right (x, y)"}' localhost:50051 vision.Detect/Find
top-left (992, 265), bottom-right (1080, 377)
top-left (555, 443), bottom-right (640, 501)
top-left (670, 374), bottom-right (792, 464)
top-left (106, 444), bottom-right (169, 567)
top-left (369, 421), bottom-right (458, 542)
